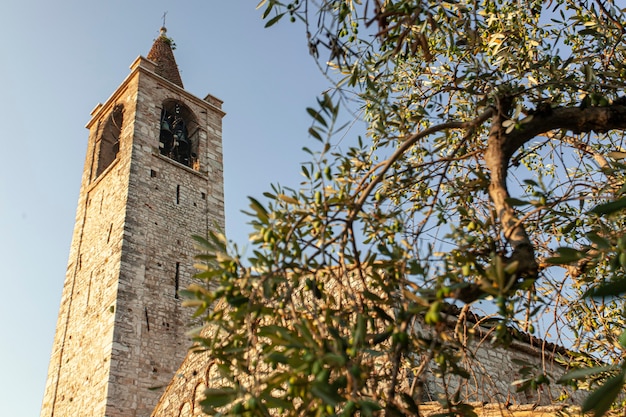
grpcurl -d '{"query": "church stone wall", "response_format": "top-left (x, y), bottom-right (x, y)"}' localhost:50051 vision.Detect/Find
top-left (149, 269), bottom-right (582, 416)
top-left (420, 330), bottom-right (581, 406)
top-left (151, 318), bottom-right (582, 417)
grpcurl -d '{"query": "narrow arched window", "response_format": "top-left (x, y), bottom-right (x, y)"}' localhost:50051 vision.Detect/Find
top-left (158, 100), bottom-right (198, 169)
top-left (95, 105), bottom-right (123, 177)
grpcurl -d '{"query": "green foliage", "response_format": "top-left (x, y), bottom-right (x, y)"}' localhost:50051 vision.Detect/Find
top-left (188, 0), bottom-right (626, 415)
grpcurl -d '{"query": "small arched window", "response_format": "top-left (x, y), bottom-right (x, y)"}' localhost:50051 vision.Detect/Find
top-left (159, 100), bottom-right (198, 168)
top-left (95, 105), bottom-right (123, 177)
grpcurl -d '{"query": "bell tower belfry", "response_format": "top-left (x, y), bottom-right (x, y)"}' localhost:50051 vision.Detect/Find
top-left (40, 27), bottom-right (225, 417)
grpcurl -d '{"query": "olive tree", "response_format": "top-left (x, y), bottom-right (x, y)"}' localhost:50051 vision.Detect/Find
top-left (185, 1), bottom-right (626, 415)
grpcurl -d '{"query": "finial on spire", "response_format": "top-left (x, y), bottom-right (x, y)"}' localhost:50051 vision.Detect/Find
top-left (159, 12), bottom-right (168, 37)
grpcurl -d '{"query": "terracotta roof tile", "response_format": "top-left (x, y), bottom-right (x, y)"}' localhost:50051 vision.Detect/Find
top-left (147, 27), bottom-right (183, 88)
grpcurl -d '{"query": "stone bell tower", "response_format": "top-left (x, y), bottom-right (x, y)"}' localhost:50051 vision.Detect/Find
top-left (40, 27), bottom-right (225, 417)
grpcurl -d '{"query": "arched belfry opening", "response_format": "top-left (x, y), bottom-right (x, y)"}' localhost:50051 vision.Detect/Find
top-left (95, 104), bottom-right (123, 177)
top-left (159, 100), bottom-right (199, 169)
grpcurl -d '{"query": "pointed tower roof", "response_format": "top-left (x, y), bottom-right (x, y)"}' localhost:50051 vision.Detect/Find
top-left (147, 27), bottom-right (184, 88)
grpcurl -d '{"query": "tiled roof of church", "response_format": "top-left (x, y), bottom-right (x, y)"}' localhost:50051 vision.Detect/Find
top-left (147, 27), bottom-right (184, 88)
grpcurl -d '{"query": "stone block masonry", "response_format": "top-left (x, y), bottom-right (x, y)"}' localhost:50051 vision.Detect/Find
top-left (151, 315), bottom-right (584, 417)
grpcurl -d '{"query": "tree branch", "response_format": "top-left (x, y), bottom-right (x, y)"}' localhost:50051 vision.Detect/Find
top-left (485, 96), bottom-right (538, 278)
top-left (505, 104), bottom-right (626, 160)
top-left (349, 108), bottom-right (495, 220)
top-left (486, 103), bottom-right (626, 278)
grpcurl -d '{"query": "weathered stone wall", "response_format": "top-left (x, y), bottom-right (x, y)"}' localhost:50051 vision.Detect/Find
top-left (151, 315), bottom-right (582, 417)
top-left (40, 80), bottom-right (137, 417)
top-left (40, 56), bottom-right (225, 417)
top-left (150, 340), bottom-right (216, 417)
top-left (419, 322), bottom-right (582, 406)
top-left (149, 268), bottom-right (584, 416)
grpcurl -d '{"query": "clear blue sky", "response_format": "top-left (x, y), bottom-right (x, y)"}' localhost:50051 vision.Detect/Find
top-left (0, 2), bottom-right (331, 416)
